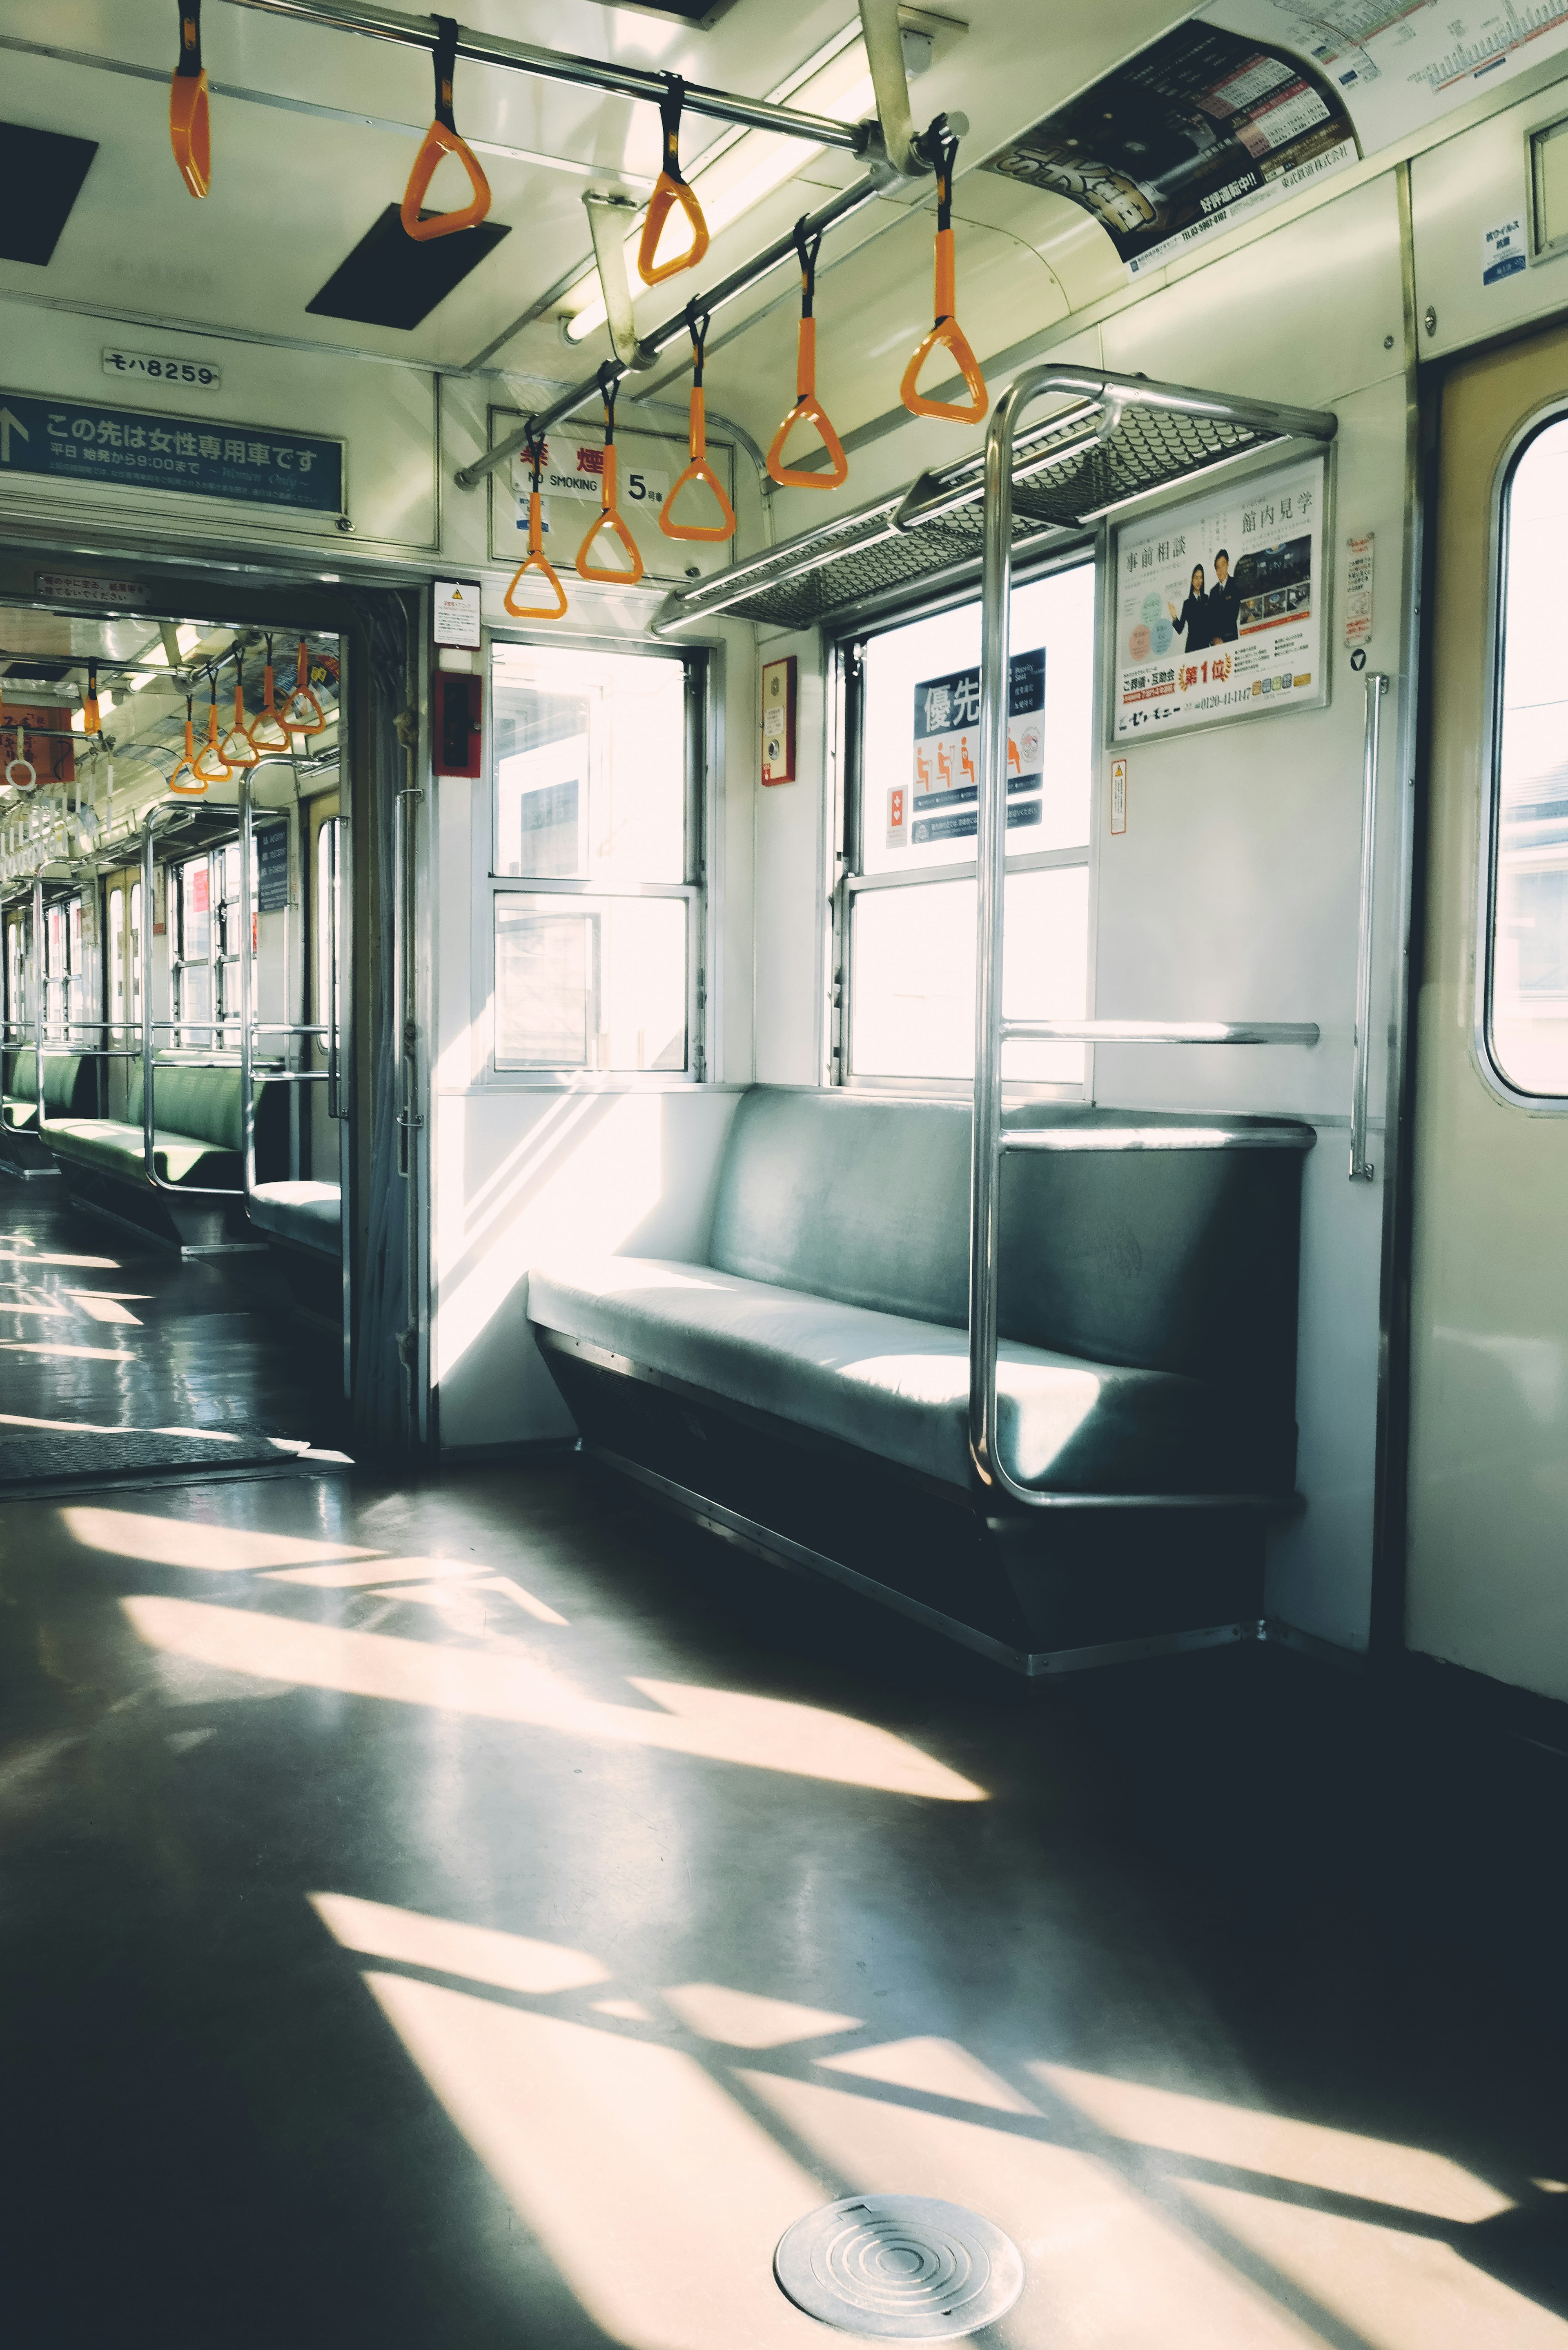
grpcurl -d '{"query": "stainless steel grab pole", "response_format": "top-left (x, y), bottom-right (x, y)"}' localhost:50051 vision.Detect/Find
top-left (1349, 670), bottom-right (1387, 1182)
top-left (31, 877), bottom-right (43, 1131)
top-left (239, 770), bottom-right (255, 1197)
top-left (967, 365), bottom-right (1328, 1509)
top-left (218, 0), bottom-right (871, 149)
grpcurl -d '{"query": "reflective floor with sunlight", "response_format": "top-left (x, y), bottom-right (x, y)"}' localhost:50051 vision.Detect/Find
top-left (2, 1459), bottom-right (1566, 2348)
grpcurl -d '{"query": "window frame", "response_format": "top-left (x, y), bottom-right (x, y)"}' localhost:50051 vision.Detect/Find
top-left (1476, 394), bottom-right (1568, 1113)
top-left (479, 626), bottom-right (709, 1089)
top-left (829, 535), bottom-right (1100, 1098)
top-left (169, 843), bottom-right (256, 1050)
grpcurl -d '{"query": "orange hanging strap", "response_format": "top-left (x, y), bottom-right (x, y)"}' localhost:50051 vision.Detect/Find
top-left (637, 75), bottom-right (709, 287)
top-left (900, 125), bottom-right (987, 425)
top-left (3, 692), bottom-right (36, 792)
top-left (575, 367), bottom-right (645, 585)
top-left (169, 0), bottom-right (211, 198)
top-left (247, 634), bottom-right (290, 752)
top-left (767, 221), bottom-right (849, 491)
top-left (82, 661), bottom-right (101, 736)
top-left (661, 304), bottom-right (737, 543)
top-left (504, 428), bottom-right (570, 618)
top-left (401, 15), bottom-right (492, 242)
top-left (169, 691), bottom-right (207, 795)
top-left (221, 649), bottom-right (259, 765)
top-left (193, 665), bottom-right (233, 781)
top-left (281, 639), bottom-right (326, 736)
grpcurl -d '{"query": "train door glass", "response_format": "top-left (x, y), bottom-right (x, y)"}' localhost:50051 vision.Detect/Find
top-left (1406, 318), bottom-right (1568, 1701)
top-left (840, 561), bottom-right (1094, 1087)
top-left (172, 845), bottom-right (253, 1047)
top-left (307, 794), bottom-right (340, 1178)
top-left (44, 894), bottom-right (82, 1040)
top-left (4, 907), bottom-right (24, 1043)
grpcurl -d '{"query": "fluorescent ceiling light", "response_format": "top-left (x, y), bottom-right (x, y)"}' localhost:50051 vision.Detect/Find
top-left (563, 31), bottom-right (874, 345)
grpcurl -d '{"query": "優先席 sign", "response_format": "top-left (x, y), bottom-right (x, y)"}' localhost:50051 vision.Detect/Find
top-left (0, 390), bottom-right (343, 515)
top-left (907, 648), bottom-right (1045, 847)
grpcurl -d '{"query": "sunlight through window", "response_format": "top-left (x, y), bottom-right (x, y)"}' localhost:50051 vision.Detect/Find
top-left (119, 1596), bottom-right (986, 1798)
top-left (310, 1893), bottom-right (607, 1995)
top-left (661, 1983), bottom-right (862, 2049)
top-left (67, 1507), bottom-right (379, 1571)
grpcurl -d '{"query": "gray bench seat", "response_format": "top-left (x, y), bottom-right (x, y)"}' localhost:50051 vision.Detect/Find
top-left (2, 1049), bottom-right (95, 1132)
top-left (248, 1179), bottom-right (341, 1256)
top-left (530, 1255), bottom-right (1288, 1496)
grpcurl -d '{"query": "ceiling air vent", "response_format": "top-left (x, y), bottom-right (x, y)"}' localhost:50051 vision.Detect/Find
top-left (0, 121), bottom-right (99, 266)
top-left (306, 204), bottom-right (510, 332)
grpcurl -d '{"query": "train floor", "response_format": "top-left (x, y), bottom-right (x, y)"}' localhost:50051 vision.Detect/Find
top-left (0, 1178), bottom-right (348, 1475)
top-left (2, 1456), bottom-right (1566, 2348)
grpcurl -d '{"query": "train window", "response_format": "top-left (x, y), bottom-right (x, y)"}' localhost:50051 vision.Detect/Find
top-left (171, 846), bottom-right (257, 1048)
top-left (842, 563), bottom-right (1094, 1087)
top-left (1487, 412), bottom-right (1568, 1099)
top-left (4, 910), bottom-right (23, 1039)
top-left (488, 642), bottom-right (699, 1078)
top-left (129, 882), bottom-right (143, 1040)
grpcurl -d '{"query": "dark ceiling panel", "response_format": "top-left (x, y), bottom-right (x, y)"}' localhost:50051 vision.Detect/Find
top-left (0, 120), bottom-right (100, 267)
top-left (306, 205), bottom-right (511, 331)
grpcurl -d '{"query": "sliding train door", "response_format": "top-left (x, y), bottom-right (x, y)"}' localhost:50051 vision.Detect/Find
top-left (1406, 320), bottom-right (1568, 1701)
top-left (101, 860), bottom-right (143, 1121)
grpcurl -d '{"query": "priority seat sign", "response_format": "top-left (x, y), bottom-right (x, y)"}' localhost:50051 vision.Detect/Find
top-left (902, 648), bottom-right (1045, 848)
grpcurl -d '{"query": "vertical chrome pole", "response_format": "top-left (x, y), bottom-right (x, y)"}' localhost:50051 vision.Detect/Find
top-left (239, 769), bottom-right (255, 1195)
top-left (325, 817), bottom-right (340, 1121)
top-left (968, 377), bottom-right (1026, 1490)
top-left (1349, 670), bottom-right (1387, 1181)
top-left (31, 877), bottom-right (44, 1130)
top-left (141, 805), bottom-right (157, 1179)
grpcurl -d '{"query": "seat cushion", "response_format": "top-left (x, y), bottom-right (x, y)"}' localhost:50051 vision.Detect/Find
top-left (44, 1118), bottom-right (240, 1189)
top-left (249, 1180), bottom-right (340, 1254)
top-left (530, 1256), bottom-right (1293, 1497)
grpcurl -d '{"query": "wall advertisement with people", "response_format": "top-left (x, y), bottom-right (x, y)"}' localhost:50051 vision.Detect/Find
top-left (1111, 452), bottom-right (1327, 741)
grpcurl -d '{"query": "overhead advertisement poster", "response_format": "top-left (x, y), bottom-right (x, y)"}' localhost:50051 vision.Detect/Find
top-left (902, 649), bottom-right (1045, 848)
top-left (988, 4), bottom-right (1568, 278)
top-left (1112, 451), bottom-right (1327, 740)
top-left (984, 25), bottom-right (1360, 277)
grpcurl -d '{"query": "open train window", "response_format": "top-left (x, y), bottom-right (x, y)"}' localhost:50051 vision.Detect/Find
top-left (837, 561), bottom-right (1094, 1089)
top-left (487, 640), bottom-right (702, 1080)
top-left (1485, 409), bottom-right (1568, 1102)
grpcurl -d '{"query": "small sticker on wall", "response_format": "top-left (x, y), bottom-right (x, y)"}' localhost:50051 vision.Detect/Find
top-left (1110, 757), bottom-right (1127, 835)
top-left (1481, 216), bottom-right (1526, 287)
top-left (1344, 531), bottom-right (1374, 651)
top-left (886, 784), bottom-right (908, 849)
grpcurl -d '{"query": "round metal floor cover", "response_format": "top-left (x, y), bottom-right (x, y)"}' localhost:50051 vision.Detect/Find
top-left (774, 2195), bottom-right (1024, 2339)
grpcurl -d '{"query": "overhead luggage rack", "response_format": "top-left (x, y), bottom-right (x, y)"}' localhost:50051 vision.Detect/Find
top-left (653, 365), bottom-right (1337, 635)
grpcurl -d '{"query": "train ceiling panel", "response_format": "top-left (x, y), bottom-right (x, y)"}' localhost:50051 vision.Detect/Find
top-left (0, 0), bottom-right (1196, 397)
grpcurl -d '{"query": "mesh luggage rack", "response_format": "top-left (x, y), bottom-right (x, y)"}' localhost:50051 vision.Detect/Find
top-left (653, 365), bottom-right (1336, 635)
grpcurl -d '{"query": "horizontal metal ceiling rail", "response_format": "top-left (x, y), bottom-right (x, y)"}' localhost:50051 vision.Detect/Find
top-left (217, 0), bottom-right (873, 149)
top-left (652, 366), bottom-right (1339, 632)
top-left (452, 170), bottom-right (895, 492)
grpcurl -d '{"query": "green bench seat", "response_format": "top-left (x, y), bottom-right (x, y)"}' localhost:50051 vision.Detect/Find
top-left (248, 1179), bottom-right (341, 1256)
top-left (1, 1048), bottom-right (96, 1132)
top-left (45, 1058), bottom-right (286, 1192)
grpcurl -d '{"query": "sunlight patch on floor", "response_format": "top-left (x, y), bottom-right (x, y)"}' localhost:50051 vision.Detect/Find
top-left (66, 1507), bottom-right (378, 1570)
top-left (120, 1595), bottom-right (986, 1798)
top-left (311, 1892), bottom-right (608, 1995)
top-left (745, 2070), bottom-right (1329, 2348)
top-left (662, 1982), bottom-right (862, 2049)
top-left (362, 1971), bottom-right (858, 2350)
top-left (1034, 2063), bottom-right (1515, 2223)
top-left (819, 2035), bottom-right (1040, 2114)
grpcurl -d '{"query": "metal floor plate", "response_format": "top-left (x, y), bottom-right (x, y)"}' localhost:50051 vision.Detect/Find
top-left (774, 2195), bottom-right (1024, 2339)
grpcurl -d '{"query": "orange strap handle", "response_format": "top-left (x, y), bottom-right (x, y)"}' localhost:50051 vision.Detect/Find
top-left (504, 431), bottom-right (570, 618)
top-left (221, 659), bottom-right (259, 765)
top-left (83, 662), bottom-right (101, 736)
top-left (401, 17), bottom-right (492, 242)
top-left (169, 695), bottom-right (208, 795)
top-left (766, 225), bottom-right (849, 490)
top-left (575, 370), bottom-right (645, 584)
top-left (247, 639), bottom-right (290, 753)
top-left (661, 307), bottom-right (736, 544)
top-left (900, 130), bottom-right (988, 426)
top-left (637, 76), bottom-right (709, 287)
top-left (169, 0), bottom-right (210, 198)
top-left (281, 639), bottom-right (326, 736)
top-left (3, 708), bottom-right (36, 793)
top-left (193, 675), bottom-right (233, 782)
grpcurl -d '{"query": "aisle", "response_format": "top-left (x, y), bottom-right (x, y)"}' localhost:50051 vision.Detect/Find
top-left (1, 1459), bottom-right (1564, 2349)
